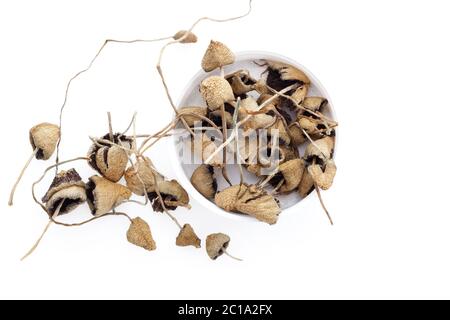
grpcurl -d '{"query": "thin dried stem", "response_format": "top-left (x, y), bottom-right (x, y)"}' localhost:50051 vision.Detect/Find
top-left (224, 250), bottom-right (243, 262)
top-left (50, 211), bottom-right (132, 227)
top-left (9, 148), bottom-right (38, 206)
top-left (314, 183), bottom-right (334, 226)
top-left (220, 103), bottom-right (232, 186)
top-left (107, 112), bottom-right (114, 141)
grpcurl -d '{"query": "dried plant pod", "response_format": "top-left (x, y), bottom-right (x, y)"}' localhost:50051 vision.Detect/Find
top-left (201, 40), bottom-right (235, 72)
top-left (42, 169), bottom-right (86, 216)
top-left (86, 175), bottom-right (132, 216)
top-left (200, 76), bottom-right (234, 111)
top-left (298, 170), bottom-right (315, 198)
top-left (124, 157), bottom-right (164, 196)
top-left (302, 97), bottom-right (328, 112)
top-left (191, 164), bottom-right (217, 200)
top-left (88, 133), bottom-right (133, 182)
top-left (173, 30), bottom-right (198, 43)
top-left (178, 106), bottom-right (208, 127)
top-left (148, 180), bottom-right (190, 212)
top-left (176, 224), bottom-right (201, 248)
top-left (206, 233), bottom-right (230, 260)
top-left (29, 123), bottom-right (60, 160)
top-left (127, 217), bottom-right (156, 251)
top-left (308, 159), bottom-right (337, 190)
top-left (304, 136), bottom-right (335, 163)
top-left (270, 159), bottom-right (305, 193)
top-left (215, 185), bottom-right (281, 225)
top-left (225, 70), bottom-right (256, 96)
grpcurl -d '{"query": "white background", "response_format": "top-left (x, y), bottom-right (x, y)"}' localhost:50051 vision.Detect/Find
top-left (0, 0), bottom-right (449, 300)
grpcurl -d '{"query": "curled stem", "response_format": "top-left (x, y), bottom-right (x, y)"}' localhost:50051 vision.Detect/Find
top-left (224, 250), bottom-right (243, 262)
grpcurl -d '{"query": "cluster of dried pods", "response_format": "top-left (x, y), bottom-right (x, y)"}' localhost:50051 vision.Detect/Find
top-left (183, 40), bottom-right (338, 225)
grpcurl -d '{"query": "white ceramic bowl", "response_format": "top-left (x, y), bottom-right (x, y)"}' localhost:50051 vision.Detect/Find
top-left (171, 51), bottom-right (337, 222)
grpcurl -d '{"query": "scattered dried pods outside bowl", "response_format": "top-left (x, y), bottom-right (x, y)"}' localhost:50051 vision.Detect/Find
top-left (171, 51), bottom-right (338, 223)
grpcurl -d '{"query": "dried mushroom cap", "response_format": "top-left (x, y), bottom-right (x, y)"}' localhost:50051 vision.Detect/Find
top-left (88, 133), bottom-right (133, 182)
top-left (191, 164), bottom-right (217, 200)
top-left (178, 106), bottom-right (207, 127)
top-left (201, 40), bottom-right (235, 72)
top-left (29, 123), bottom-right (60, 160)
top-left (268, 118), bottom-right (291, 145)
top-left (85, 176), bottom-right (132, 216)
top-left (42, 169), bottom-right (86, 216)
top-left (266, 61), bottom-right (311, 85)
top-left (206, 233), bottom-right (230, 260)
top-left (173, 30), bottom-right (197, 43)
top-left (148, 180), bottom-right (190, 212)
top-left (302, 97), bottom-right (328, 112)
top-left (288, 123), bottom-right (306, 146)
top-left (304, 136), bottom-right (334, 162)
top-left (176, 224), bottom-right (201, 248)
top-left (200, 76), bottom-right (234, 111)
top-left (215, 185), bottom-right (281, 225)
top-left (124, 157), bottom-right (164, 196)
top-left (298, 170), bottom-right (315, 198)
top-left (308, 159), bottom-right (337, 190)
top-left (271, 159), bottom-right (305, 193)
top-left (202, 134), bottom-right (223, 168)
top-left (291, 84), bottom-right (309, 106)
top-left (225, 70), bottom-right (257, 96)
top-left (208, 109), bottom-right (233, 128)
top-left (239, 97), bottom-right (275, 131)
top-left (127, 217), bottom-right (156, 251)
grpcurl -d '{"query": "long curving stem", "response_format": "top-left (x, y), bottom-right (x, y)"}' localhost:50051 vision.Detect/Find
top-left (8, 148), bottom-right (38, 206)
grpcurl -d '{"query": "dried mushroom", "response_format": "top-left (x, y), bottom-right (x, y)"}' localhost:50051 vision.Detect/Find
top-left (304, 136), bottom-right (335, 163)
top-left (308, 159), bottom-right (337, 191)
top-left (225, 70), bottom-right (257, 96)
top-left (148, 180), bottom-right (190, 212)
top-left (269, 159), bottom-right (305, 193)
top-left (127, 217), bottom-right (156, 251)
top-left (302, 97), bottom-right (328, 112)
top-left (176, 224), bottom-right (201, 248)
top-left (298, 169), bottom-right (315, 198)
top-left (124, 157), bottom-right (164, 196)
top-left (191, 164), bottom-right (217, 200)
top-left (215, 184), bottom-right (280, 225)
top-left (88, 133), bottom-right (133, 182)
top-left (173, 30), bottom-right (197, 43)
top-left (30, 123), bottom-right (61, 160)
top-left (85, 175), bottom-right (132, 216)
top-left (200, 76), bottom-right (234, 111)
top-left (178, 106), bottom-right (207, 127)
top-left (201, 40), bottom-right (235, 72)
top-left (42, 169), bottom-right (86, 216)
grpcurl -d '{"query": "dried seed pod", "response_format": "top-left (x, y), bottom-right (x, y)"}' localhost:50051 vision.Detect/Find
top-left (173, 30), bottom-right (198, 43)
top-left (85, 176), bottom-right (132, 216)
top-left (215, 185), bottom-right (281, 225)
top-left (148, 180), bottom-right (190, 212)
top-left (88, 133), bottom-right (133, 182)
top-left (268, 118), bottom-right (291, 145)
top-left (270, 159), bottom-right (305, 193)
top-left (201, 40), bottom-right (235, 72)
top-left (176, 224), bottom-right (201, 248)
top-left (206, 233), bottom-right (230, 260)
top-left (191, 165), bottom-right (217, 200)
top-left (124, 157), bottom-right (164, 196)
top-left (225, 70), bottom-right (256, 96)
top-left (304, 136), bottom-right (335, 163)
top-left (298, 170), bottom-right (315, 198)
top-left (127, 217), bottom-right (156, 251)
top-left (308, 159), bottom-right (337, 190)
top-left (200, 76), bottom-right (234, 111)
top-left (42, 169), bottom-right (86, 216)
top-left (178, 106), bottom-right (207, 127)
top-left (302, 97), bottom-right (328, 112)
top-left (29, 123), bottom-right (60, 160)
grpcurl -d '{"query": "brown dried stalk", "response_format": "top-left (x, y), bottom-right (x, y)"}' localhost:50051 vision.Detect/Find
top-left (8, 148), bottom-right (39, 206)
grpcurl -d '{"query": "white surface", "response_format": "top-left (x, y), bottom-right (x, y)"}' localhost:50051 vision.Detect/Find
top-left (0, 0), bottom-right (449, 300)
top-left (172, 51), bottom-right (337, 220)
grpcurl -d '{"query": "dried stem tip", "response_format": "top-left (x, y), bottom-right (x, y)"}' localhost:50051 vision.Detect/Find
top-left (206, 233), bottom-right (230, 260)
top-left (86, 176), bottom-right (131, 216)
top-left (176, 224), bottom-right (201, 248)
top-left (127, 217), bottom-right (156, 251)
top-left (201, 40), bottom-right (235, 72)
top-left (42, 168), bottom-right (86, 216)
top-left (29, 123), bottom-right (60, 160)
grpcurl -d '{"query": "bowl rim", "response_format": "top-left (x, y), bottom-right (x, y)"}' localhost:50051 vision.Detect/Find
top-left (170, 50), bottom-right (338, 222)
